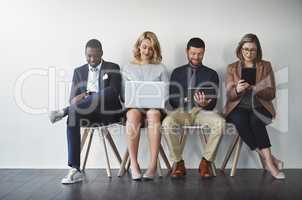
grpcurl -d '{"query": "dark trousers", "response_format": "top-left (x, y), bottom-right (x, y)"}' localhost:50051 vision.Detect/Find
top-left (226, 106), bottom-right (272, 151)
top-left (66, 87), bottom-right (122, 169)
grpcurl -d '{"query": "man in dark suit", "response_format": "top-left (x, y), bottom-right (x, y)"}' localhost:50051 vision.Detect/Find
top-left (49, 39), bottom-right (122, 184)
top-left (162, 38), bottom-right (225, 178)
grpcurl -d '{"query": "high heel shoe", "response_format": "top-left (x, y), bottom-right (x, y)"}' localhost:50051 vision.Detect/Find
top-left (265, 165), bottom-right (286, 179)
top-left (261, 157), bottom-right (284, 171)
top-left (264, 162), bottom-right (286, 179)
top-left (131, 171), bottom-right (142, 181)
top-left (130, 165), bottom-right (142, 181)
top-left (274, 160), bottom-right (284, 170)
top-left (268, 160), bottom-right (284, 171)
top-left (272, 171), bottom-right (286, 179)
top-left (142, 172), bottom-right (155, 180)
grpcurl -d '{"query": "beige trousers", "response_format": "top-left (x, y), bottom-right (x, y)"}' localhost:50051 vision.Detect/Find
top-left (162, 107), bottom-right (225, 163)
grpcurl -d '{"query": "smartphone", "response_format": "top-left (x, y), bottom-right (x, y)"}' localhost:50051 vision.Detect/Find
top-left (241, 68), bottom-right (256, 85)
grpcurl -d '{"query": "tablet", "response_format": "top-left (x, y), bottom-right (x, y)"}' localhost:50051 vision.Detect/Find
top-left (188, 86), bottom-right (217, 101)
top-left (241, 68), bottom-right (256, 85)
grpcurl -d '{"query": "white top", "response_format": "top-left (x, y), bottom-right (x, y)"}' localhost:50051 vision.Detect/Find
top-left (121, 62), bottom-right (170, 101)
top-left (86, 60), bottom-right (103, 92)
top-left (122, 63), bottom-right (169, 82)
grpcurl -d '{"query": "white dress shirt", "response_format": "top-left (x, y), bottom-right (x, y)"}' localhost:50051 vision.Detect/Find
top-left (87, 60), bottom-right (102, 92)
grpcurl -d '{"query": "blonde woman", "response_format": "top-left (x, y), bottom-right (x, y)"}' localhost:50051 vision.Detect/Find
top-left (224, 33), bottom-right (285, 179)
top-left (122, 31), bottom-right (169, 180)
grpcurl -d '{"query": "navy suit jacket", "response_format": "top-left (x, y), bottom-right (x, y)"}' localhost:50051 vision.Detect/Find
top-left (69, 60), bottom-right (121, 104)
top-left (169, 63), bottom-right (219, 110)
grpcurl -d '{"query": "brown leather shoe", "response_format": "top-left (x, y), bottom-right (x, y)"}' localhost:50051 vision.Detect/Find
top-left (199, 158), bottom-right (213, 178)
top-left (171, 160), bottom-right (186, 178)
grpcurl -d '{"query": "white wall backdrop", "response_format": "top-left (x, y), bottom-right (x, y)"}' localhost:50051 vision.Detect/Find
top-left (0, 0), bottom-right (301, 169)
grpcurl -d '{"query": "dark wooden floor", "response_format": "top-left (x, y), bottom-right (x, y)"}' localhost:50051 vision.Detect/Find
top-left (0, 169), bottom-right (301, 200)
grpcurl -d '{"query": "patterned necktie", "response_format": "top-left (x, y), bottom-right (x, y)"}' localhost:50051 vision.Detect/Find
top-left (90, 67), bottom-right (98, 92)
top-left (186, 68), bottom-right (197, 110)
top-left (189, 68), bottom-right (197, 88)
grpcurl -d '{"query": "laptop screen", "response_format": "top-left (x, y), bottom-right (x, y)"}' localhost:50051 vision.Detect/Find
top-left (125, 81), bottom-right (168, 109)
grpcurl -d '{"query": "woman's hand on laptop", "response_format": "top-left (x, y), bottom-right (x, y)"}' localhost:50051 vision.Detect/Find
top-left (193, 91), bottom-right (212, 107)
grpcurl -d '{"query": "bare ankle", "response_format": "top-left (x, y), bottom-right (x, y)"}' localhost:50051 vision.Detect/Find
top-left (146, 164), bottom-right (157, 172)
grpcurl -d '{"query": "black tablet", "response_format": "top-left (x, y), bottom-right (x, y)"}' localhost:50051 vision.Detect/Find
top-left (188, 86), bottom-right (217, 101)
top-left (241, 68), bottom-right (256, 85)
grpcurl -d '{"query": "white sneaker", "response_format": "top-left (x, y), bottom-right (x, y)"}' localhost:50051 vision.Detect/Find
top-left (49, 110), bottom-right (65, 124)
top-left (61, 168), bottom-right (83, 184)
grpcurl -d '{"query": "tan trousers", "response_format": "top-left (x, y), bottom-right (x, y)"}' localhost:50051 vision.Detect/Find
top-left (162, 107), bottom-right (225, 163)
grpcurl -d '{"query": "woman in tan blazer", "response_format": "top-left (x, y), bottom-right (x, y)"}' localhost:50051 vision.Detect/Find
top-left (224, 33), bottom-right (285, 179)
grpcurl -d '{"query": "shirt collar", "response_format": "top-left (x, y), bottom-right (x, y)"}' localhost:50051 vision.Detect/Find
top-left (88, 60), bottom-right (103, 72)
top-left (188, 62), bottom-right (203, 70)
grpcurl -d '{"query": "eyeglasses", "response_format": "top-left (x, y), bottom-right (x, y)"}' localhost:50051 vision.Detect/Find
top-left (242, 48), bottom-right (257, 53)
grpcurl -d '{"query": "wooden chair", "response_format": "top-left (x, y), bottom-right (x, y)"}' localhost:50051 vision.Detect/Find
top-left (80, 123), bottom-right (123, 178)
top-left (181, 125), bottom-right (217, 176)
top-left (220, 123), bottom-right (265, 176)
top-left (117, 113), bottom-right (172, 177)
top-left (117, 143), bottom-right (171, 177)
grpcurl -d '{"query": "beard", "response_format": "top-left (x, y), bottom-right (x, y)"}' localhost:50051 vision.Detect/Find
top-left (189, 59), bottom-right (202, 67)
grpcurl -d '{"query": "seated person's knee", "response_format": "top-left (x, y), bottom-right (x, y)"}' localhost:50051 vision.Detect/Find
top-left (126, 109), bottom-right (143, 125)
top-left (146, 109), bottom-right (161, 123)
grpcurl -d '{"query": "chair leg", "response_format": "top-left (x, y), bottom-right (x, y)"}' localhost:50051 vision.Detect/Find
top-left (211, 163), bottom-right (217, 176)
top-left (157, 158), bottom-right (163, 177)
top-left (81, 129), bottom-right (94, 171)
top-left (126, 157), bottom-right (131, 171)
top-left (202, 131), bottom-right (208, 143)
top-left (179, 128), bottom-right (188, 154)
top-left (81, 128), bottom-right (90, 151)
top-left (117, 149), bottom-right (129, 177)
top-left (99, 127), bottom-right (112, 178)
top-left (230, 137), bottom-right (243, 177)
top-left (103, 128), bottom-right (122, 165)
top-left (221, 135), bottom-right (239, 171)
top-left (159, 144), bottom-right (171, 171)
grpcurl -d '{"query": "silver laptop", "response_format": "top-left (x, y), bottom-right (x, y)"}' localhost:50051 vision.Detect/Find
top-left (125, 81), bottom-right (168, 109)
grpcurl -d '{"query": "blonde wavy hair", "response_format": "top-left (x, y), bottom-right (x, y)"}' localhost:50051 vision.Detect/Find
top-left (132, 31), bottom-right (162, 64)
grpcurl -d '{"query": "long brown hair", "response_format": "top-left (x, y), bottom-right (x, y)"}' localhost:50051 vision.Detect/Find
top-left (236, 33), bottom-right (262, 62)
